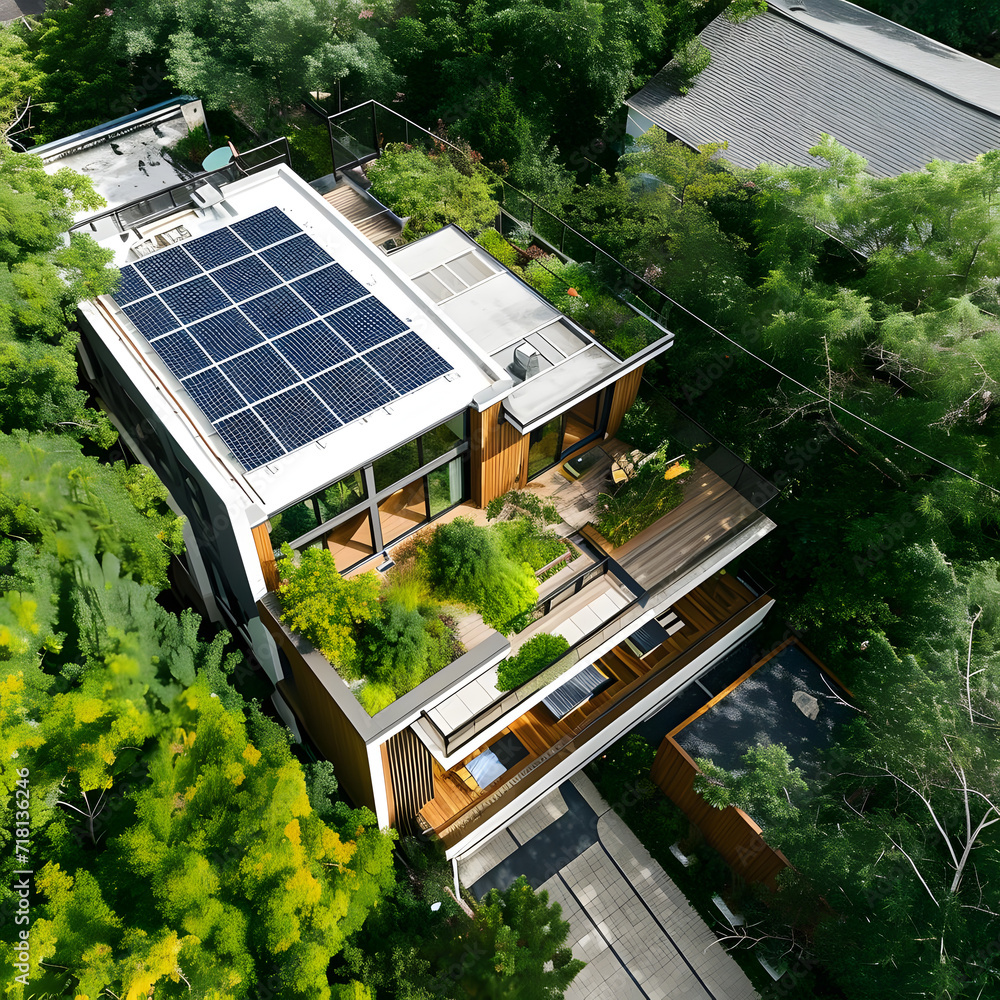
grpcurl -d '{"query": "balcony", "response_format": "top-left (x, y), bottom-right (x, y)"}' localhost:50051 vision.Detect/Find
top-left (416, 570), bottom-right (772, 848)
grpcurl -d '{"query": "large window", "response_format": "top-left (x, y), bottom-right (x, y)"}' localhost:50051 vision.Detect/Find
top-left (269, 413), bottom-right (469, 574)
top-left (527, 388), bottom-right (610, 480)
top-left (268, 470), bottom-right (367, 550)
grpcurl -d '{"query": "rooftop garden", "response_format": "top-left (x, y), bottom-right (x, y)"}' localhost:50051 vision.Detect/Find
top-left (277, 490), bottom-right (578, 714)
top-left (365, 141), bottom-right (664, 360)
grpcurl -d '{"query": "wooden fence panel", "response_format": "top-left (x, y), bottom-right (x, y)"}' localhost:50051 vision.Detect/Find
top-left (651, 735), bottom-right (790, 888)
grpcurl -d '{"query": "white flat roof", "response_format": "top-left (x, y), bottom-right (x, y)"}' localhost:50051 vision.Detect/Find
top-left (81, 166), bottom-right (505, 516)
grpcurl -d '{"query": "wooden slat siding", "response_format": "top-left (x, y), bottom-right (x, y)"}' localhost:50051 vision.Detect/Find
top-left (262, 609), bottom-right (376, 813)
top-left (385, 729), bottom-right (434, 835)
top-left (251, 522), bottom-right (280, 592)
top-left (428, 592), bottom-right (772, 846)
top-left (469, 403), bottom-right (527, 507)
top-left (605, 366), bottom-right (645, 439)
top-left (651, 735), bottom-right (790, 888)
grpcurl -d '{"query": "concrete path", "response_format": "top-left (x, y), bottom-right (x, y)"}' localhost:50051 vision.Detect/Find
top-left (459, 773), bottom-right (758, 1000)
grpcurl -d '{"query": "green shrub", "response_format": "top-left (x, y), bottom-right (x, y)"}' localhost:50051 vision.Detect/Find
top-left (426, 517), bottom-right (537, 634)
top-left (594, 460), bottom-right (688, 546)
top-left (476, 228), bottom-right (520, 269)
top-left (360, 597), bottom-right (431, 692)
top-left (494, 517), bottom-right (566, 572)
top-left (496, 633), bottom-right (570, 691)
top-left (277, 545), bottom-right (381, 671)
top-left (367, 143), bottom-right (499, 241)
top-left (357, 681), bottom-right (397, 715)
top-left (485, 490), bottom-right (559, 525)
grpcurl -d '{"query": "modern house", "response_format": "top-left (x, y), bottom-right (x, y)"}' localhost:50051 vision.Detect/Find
top-left (626, 0), bottom-right (1000, 176)
top-left (74, 154), bottom-right (778, 867)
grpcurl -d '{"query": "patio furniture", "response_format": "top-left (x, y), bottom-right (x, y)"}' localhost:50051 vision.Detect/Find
top-left (466, 748), bottom-right (507, 789)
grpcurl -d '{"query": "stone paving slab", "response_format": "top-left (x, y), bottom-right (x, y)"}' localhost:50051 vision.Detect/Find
top-left (458, 771), bottom-right (759, 1000)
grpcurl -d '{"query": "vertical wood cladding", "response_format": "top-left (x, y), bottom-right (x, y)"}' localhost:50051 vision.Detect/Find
top-left (606, 365), bottom-right (645, 439)
top-left (385, 728), bottom-right (434, 836)
top-left (251, 522), bottom-right (280, 591)
top-left (650, 735), bottom-right (790, 887)
top-left (469, 403), bottom-right (527, 507)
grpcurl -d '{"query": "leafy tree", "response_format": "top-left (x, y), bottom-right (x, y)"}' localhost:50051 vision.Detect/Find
top-left (340, 874), bottom-right (583, 998)
top-left (115, 0), bottom-right (398, 132)
top-left (19, 0), bottom-right (132, 143)
top-left (0, 27), bottom-right (45, 141)
top-left (694, 743), bottom-right (808, 827)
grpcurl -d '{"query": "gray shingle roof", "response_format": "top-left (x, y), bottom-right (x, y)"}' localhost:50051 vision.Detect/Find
top-left (626, 0), bottom-right (1000, 177)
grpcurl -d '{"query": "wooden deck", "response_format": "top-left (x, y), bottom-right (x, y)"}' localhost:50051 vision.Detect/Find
top-left (418, 571), bottom-right (759, 832)
top-left (323, 183), bottom-right (402, 247)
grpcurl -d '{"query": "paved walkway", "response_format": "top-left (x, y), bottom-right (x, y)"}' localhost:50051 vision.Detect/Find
top-left (459, 774), bottom-right (758, 1000)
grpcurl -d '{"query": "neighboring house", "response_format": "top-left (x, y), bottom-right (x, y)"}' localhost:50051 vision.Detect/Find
top-left (73, 150), bottom-right (779, 868)
top-left (34, 98), bottom-right (208, 209)
top-left (626, 0), bottom-right (1000, 176)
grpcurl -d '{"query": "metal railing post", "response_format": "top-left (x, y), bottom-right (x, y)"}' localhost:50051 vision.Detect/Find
top-left (326, 116), bottom-right (337, 176)
top-left (371, 102), bottom-right (379, 157)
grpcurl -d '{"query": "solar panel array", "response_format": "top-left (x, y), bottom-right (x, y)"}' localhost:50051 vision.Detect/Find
top-left (115, 207), bottom-right (454, 469)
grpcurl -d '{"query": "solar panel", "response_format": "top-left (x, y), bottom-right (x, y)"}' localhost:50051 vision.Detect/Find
top-left (159, 275), bottom-right (231, 324)
top-left (261, 234), bottom-right (334, 280)
top-left (214, 409), bottom-right (285, 468)
top-left (309, 358), bottom-right (397, 424)
top-left (327, 298), bottom-right (406, 351)
top-left (231, 206), bottom-right (300, 249)
top-left (122, 297), bottom-right (180, 339)
top-left (134, 246), bottom-right (201, 288)
top-left (240, 286), bottom-right (316, 338)
top-left (211, 256), bottom-right (281, 303)
top-left (254, 385), bottom-right (341, 451)
top-left (187, 310), bottom-right (265, 362)
top-left (290, 264), bottom-right (368, 314)
top-left (115, 206), bottom-right (453, 470)
top-left (116, 264), bottom-right (153, 305)
top-left (182, 368), bottom-right (248, 421)
top-left (220, 344), bottom-right (300, 403)
top-left (272, 321), bottom-right (355, 377)
top-left (365, 332), bottom-right (453, 394)
top-left (153, 330), bottom-right (212, 379)
top-left (184, 228), bottom-right (249, 270)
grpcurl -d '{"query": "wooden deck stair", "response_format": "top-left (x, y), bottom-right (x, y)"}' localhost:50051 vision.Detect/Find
top-left (323, 183), bottom-right (402, 247)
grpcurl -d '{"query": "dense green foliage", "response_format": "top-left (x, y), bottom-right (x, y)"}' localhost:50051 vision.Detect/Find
top-left (0, 443), bottom-right (394, 999)
top-left (367, 142), bottom-right (499, 242)
top-left (340, 870), bottom-right (583, 998)
top-left (496, 633), bottom-right (570, 691)
top-left (426, 517), bottom-right (538, 633)
top-left (112, 0), bottom-right (397, 132)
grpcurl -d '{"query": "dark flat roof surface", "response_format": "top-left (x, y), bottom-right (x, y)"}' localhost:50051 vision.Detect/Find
top-left (627, 0), bottom-right (1000, 176)
top-left (674, 644), bottom-right (855, 776)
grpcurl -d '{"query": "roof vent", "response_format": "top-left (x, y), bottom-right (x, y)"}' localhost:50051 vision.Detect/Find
top-left (789, 4), bottom-right (806, 9)
top-left (511, 344), bottom-right (542, 380)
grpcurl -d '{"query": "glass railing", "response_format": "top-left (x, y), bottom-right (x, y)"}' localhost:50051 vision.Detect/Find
top-left (71, 138), bottom-right (293, 237)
